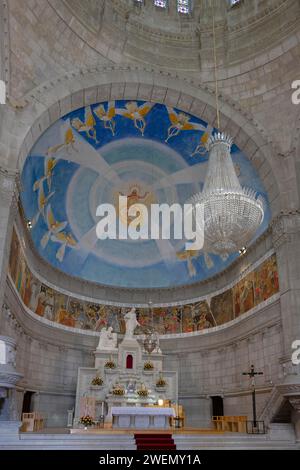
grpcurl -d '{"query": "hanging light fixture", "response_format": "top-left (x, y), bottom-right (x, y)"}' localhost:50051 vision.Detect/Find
top-left (188, 1), bottom-right (264, 256)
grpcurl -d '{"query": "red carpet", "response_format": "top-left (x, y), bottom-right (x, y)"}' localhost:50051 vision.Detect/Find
top-left (134, 433), bottom-right (176, 450)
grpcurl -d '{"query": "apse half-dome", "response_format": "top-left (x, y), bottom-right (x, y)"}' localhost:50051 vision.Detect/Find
top-left (21, 100), bottom-right (271, 288)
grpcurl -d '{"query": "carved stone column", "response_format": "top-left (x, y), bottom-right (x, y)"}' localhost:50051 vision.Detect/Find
top-left (289, 396), bottom-right (300, 442)
top-left (272, 212), bottom-right (300, 402)
top-left (0, 335), bottom-right (23, 421)
top-left (0, 166), bottom-right (19, 308)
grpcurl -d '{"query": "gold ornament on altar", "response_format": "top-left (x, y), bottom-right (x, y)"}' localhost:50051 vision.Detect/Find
top-left (112, 384), bottom-right (125, 396)
top-left (143, 361), bottom-right (154, 371)
top-left (105, 359), bottom-right (116, 369)
top-left (137, 383), bottom-right (149, 397)
top-left (91, 376), bottom-right (104, 386)
top-left (79, 415), bottom-right (94, 427)
top-left (156, 375), bottom-right (167, 388)
top-left (137, 388), bottom-right (149, 398)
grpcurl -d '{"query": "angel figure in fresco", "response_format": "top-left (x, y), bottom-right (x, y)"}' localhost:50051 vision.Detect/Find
top-left (46, 127), bottom-right (77, 156)
top-left (203, 252), bottom-right (214, 269)
top-left (71, 106), bottom-right (99, 143)
top-left (51, 231), bottom-right (77, 262)
top-left (33, 157), bottom-right (58, 192)
top-left (93, 101), bottom-right (116, 136)
top-left (191, 125), bottom-right (214, 157)
top-left (176, 248), bottom-right (215, 277)
top-left (40, 205), bottom-right (68, 249)
top-left (176, 249), bottom-right (199, 277)
top-left (116, 101), bottom-right (154, 136)
top-left (165, 107), bottom-right (206, 143)
top-left (32, 183), bottom-right (55, 228)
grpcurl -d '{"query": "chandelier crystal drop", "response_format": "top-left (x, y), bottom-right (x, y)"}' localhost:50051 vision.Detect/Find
top-left (189, 132), bottom-right (264, 255)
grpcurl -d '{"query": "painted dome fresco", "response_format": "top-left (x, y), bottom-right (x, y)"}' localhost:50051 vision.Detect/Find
top-left (21, 100), bottom-right (271, 288)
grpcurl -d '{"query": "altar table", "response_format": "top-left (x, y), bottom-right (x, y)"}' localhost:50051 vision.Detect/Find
top-left (111, 406), bottom-right (175, 429)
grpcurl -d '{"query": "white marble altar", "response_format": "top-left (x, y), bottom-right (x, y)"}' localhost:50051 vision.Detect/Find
top-left (74, 308), bottom-right (178, 428)
top-left (111, 406), bottom-right (175, 429)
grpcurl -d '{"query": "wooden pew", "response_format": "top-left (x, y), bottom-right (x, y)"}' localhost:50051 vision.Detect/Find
top-left (212, 415), bottom-right (247, 433)
top-left (21, 412), bottom-right (45, 432)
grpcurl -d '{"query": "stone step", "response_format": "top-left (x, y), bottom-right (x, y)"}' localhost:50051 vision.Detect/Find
top-left (1, 430), bottom-right (299, 450)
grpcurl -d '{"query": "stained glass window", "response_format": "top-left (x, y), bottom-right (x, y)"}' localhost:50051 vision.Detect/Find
top-left (229, 0), bottom-right (242, 7)
top-left (154, 0), bottom-right (168, 8)
top-left (177, 0), bottom-right (191, 14)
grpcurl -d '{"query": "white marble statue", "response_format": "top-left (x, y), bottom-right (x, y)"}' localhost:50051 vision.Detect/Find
top-left (124, 307), bottom-right (140, 339)
top-left (97, 326), bottom-right (118, 350)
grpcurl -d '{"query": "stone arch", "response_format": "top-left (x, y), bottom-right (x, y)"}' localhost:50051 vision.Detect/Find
top-left (2, 66), bottom-right (284, 217)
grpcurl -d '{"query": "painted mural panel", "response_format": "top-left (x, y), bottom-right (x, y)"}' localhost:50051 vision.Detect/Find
top-left (210, 289), bottom-right (234, 325)
top-left (20, 101), bottom-right (271, 289)
top-left (8, 228), bottom-right (279, 335)
top-left (254, 254), bottom-right (279, 304)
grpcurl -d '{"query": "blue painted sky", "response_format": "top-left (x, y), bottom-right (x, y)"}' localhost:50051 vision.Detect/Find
top-left (21, 101), bottom-right (271, 288)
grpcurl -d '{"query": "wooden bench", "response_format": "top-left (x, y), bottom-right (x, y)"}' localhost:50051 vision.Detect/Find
top-left (212, 415), bottom-right (247, 433)
top-left (21, 412), bottom-right (45, 432)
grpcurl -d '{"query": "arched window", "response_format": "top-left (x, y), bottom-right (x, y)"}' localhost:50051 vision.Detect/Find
top-left (0, 341), bottom-right (6, 365)
top-left (154, 0), bottom-right (168, 8)
top-left (0, 80), bottom-right (6, 105)
top-left (177, 0), bottom-right (192, 15)
top-left (126, 354), bottom-right (133, 369)
top-left (229, 0), bottom-right (242, 7)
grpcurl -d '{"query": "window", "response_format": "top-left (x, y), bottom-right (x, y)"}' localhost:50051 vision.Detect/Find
top-left (126, 354), bottom-right (133, 369)
top-left (229, 0), bottom-right (242, 7)
top-left (0, 341), bottom-right (6, 364)
top-left (134, 0), bottom-right (144, 4)
top-left (154, 0), bottom-right (168, 8)
top-left (177, 0), bottom-right (191, 14)
top-left (0, 80), bottom-right (6, 105)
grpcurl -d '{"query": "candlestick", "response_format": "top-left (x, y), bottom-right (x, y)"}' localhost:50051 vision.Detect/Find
top-left (101, 402), bottom-right (104, 416)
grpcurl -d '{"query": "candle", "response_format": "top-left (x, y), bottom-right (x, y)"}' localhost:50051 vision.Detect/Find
top-left (101, 402), bottom-right (104, 416)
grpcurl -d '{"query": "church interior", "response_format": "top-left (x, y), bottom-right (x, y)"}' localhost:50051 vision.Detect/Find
top-left (0, 0), bottom-right (300, 451)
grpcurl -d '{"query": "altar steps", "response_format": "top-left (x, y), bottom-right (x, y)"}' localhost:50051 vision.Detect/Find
top-left (0, 433), bottom-right (136, 450)
top-left (135, 433), bottom-right (176, 450)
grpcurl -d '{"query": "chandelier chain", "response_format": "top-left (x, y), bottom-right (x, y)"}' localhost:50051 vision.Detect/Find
top-left (211, 0), bottom-right (220, 130)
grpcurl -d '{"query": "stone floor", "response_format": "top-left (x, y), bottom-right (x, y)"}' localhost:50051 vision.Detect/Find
top-left (0, 427), bottom-right (299, 450)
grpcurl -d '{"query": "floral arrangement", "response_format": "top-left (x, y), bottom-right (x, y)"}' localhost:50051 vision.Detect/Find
top-left (156, 377), bottom-right (167, 388)
top-left (112, 385), bottom-right (125, 396)
top-left (91, 376), bottom-right (103, 386)
top-left (79, 415), bottom-right (94, 427)
top-left (105, 360), bottom-right (116, 369)
top-left (143, 361), bottom-right (154, 371)
top-left (137, 389), bottom-right (149, 397)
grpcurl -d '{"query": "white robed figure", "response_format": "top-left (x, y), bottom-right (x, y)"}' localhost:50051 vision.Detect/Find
top-left (124, 308), bottom-right (140, 339)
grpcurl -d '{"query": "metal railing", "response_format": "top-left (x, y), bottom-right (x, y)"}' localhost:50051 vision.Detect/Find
top-left (246, 420), bottom-right (266, 434)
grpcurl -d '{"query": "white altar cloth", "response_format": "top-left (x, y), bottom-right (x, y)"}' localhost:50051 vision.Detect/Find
top-left (111, 407), bottom-right (175, 429)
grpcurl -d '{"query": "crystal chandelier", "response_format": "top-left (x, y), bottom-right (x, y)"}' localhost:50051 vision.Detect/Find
top-left (188, 1), bottom-right (264, 256)
top-left (189, 132), bottom-right (264, 255)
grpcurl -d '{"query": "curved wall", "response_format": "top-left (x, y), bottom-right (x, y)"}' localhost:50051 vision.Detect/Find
top-left (1, 277), bottom-right (283, 427)
top-left (20, 99), bottom-right (271, 288)
top-left (9, 225), bottom-right (279, 336)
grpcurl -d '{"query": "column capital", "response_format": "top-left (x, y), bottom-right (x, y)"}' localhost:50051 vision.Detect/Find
top-left (0, 166), bottom-right (19, 190)
top-left (271, 211), bottom-right (300, 249)
top-left (289, 396), bottom-right (300, 412)
top-left (0, 166), bottom-right (20, 220)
